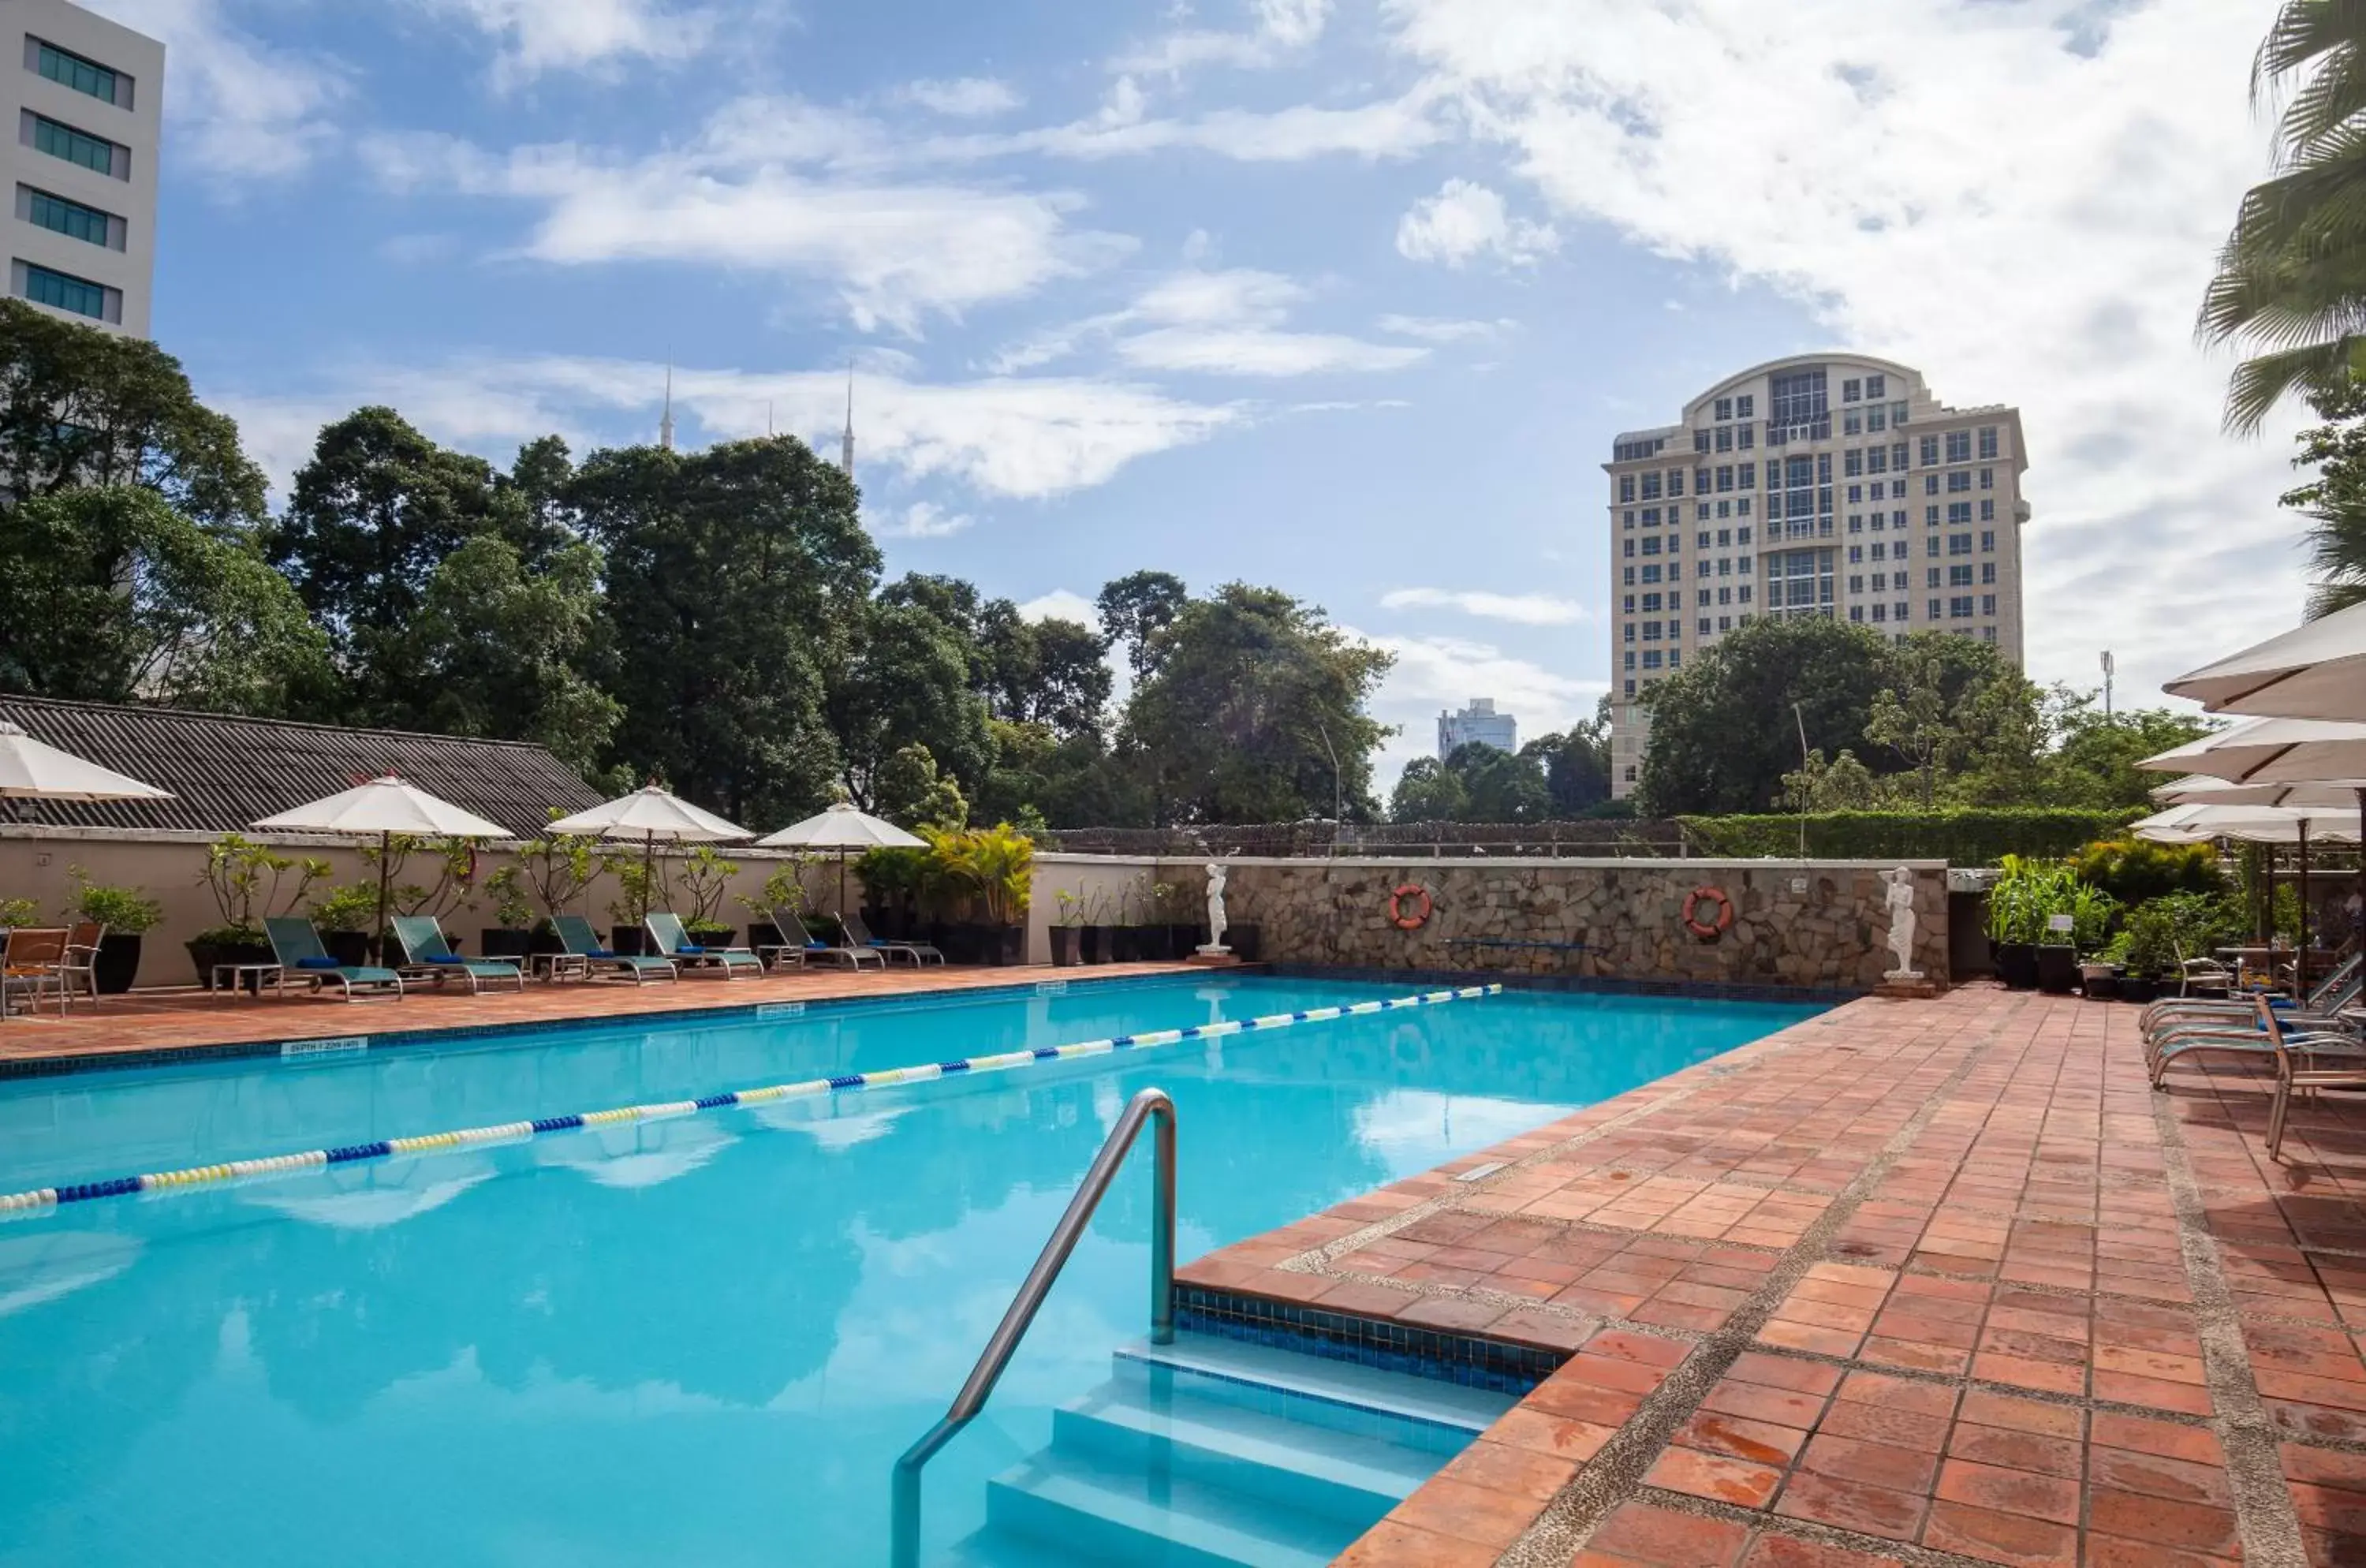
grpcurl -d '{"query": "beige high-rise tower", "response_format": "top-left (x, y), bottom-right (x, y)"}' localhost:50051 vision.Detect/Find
top-left (1603, 355), bottom-right (2029, 799)
top-left (2, 0), bottom-right (162, 336)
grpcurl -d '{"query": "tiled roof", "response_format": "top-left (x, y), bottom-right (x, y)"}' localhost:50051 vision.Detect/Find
top-left (0, 696), bottom-right (602, 838)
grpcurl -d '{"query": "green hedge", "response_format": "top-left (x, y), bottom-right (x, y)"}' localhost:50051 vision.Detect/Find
top-left (1676, 808), bottom-right (2145, 865)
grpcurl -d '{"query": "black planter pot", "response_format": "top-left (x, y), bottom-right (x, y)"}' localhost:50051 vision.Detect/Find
top-left (610, 925), bottom-right (650, 957)
top-left (480, 928), bottom-right (533, 960)
top-left (1995, 943), bottom-right (2039, 990)
top-left (323, 930), bottom-right (372, 969)
top-left (1230, 923), bottom-right (1262, 962)
top-left (2080, 966), bottom-right (2119, 1002)
top-left (997, 924), bottom-right (1026, 966)
top-left (686, 926), bottom-right (737, 949)
top-left (188, 939), bottom-right (274, 990)
top-left (1050, 927), bottom-right (1079, 966)
top-left (91, 931), bottom-right (142, 995)
top-left (747, 921), bottom-right (784, 954)
top-left (1138, 924), bottom-right (1177, 961)
top-left (1170, 924), bottom-right (1204, 958)
top-left (2119, 976), bottom-right (2160, 1005)
top-left (1083, 927), bottom-right (1114, 964)
top-left (529, 926), bottom-right (565, 956)
top-left (2036, 945), bottom-right (2078, 995)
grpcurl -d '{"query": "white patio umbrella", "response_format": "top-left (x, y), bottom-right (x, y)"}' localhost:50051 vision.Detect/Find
top-left (2164, 599), bottom-right (2366, 722)
top-left (547, 785), bottom-right (750, 927)
top-left (756, 801), bottom-right (924, 916)
top-left (2149, 773), bottom-right (2366, 810)
top-left (252, 775), bottom-right (509, 961)
top-left (0, 720), bottom-right (174, 805)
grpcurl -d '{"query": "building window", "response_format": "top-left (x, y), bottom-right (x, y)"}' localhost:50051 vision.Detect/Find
top-left (33, 40), bottom-right (129, 107)
top-left (1622, 567), bottom-right (1636, 585)
top-left (1948, 502), bottom-right (1972, 525)
top-left (1848, 573), bottom-right (1864, 594)
top-left (1981, 562), bottom-right (1997, 585)
top-left (16, 259), bottom-right (114, 320)
top-left (1948, 532), bottom-right (1972, 555)
top-left (1640, 472), bottom-right (1662, 501)
top-left (1698, 617), bottom-right (1711, 636)
top-left (1946, 430), bottom-right (1971, 463)
top-left (1623, 622), bottom-right (1636, 644)
top-left (1949, 565), bottom-right (1973, 587)
top-left (1769, 368), bottom-right (1830, 439)
top-left (1922, 474), bottom-right (1939, 496)
top-left (1865, 374), bottom-right (1886, 399)
top-left (1977, 426), bottom-right (1998, 460)
top-left (1946, 470), bottom-right (1970, 493)
top-left (1924, 506), bottom-right (1939, 526)
top-left (28, 114), bottom-right (123, 178)
top-left (1950, 595), bottom-right (1974, 619)
top-left (1981, 594), bottom-right (1996, 616)
top-left (1693, 429), bottom-right (1711, 454)
top-left (21, 188), bottom-right (118, 248)
top-left (1918, 435), bottom-right (1940, 468)
top-left (1980, 499), bottom-right (1995, 523)
top-left (1842, 378), bottom-right (1862, 402)
top-left (1735, 394), bottom-right (1755, 418)
top-left (1619, 475), bottom-right (1635, 503)
top-left (1891, 510), bottom-right (1907, 528)
top-left (1737, 423), bottom-right (1755, 450)
top-left (1867, 405), bottom-right (1886, 432)
top-left (1621, 595), bottom-right (1635, 614)
top-left (1738, 584), bottom-right (1753, 603)
top-left (1736, 461), bottom-right (1755, 489)
top-left (1668, 469), bottom-right (1686, 497)
top-left (1642, 564), bottom-right (1662, 583)
top-left (1978, 467), bottom-right (1994, 491)
top-left (1736, 497), bottom-right (1752, 517)
top-left (1715, 425), bottom-right (1733, 454)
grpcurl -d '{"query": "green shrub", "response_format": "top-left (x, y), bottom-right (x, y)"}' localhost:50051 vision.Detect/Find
top-left (1985, 854), bottom-right (2116, 951)
top-left (2122, 893), bottom-right (2241, 980)
top-left (1681, 808), bottom-right (2142, 864)
top-left (2071, 839), bottom-right (2228, 905)
top-left (0, 897), bottom-right (38, 927)
top-left (309, 883), bottom-right (382, 933)
top-left (65, 865), bottom-right (162, 934)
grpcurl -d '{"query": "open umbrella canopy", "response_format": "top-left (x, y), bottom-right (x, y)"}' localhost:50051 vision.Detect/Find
top-left (0, 720), bottom-right (174, 802)
top-left (547, 786), bottom-right (748, 844)
top-left (756, 802), bottom-right (924, 851)
top-left (2164, 600), bottom-right (2366, 722)
top-left (2133, 803), bottom-right (2362, 844)
top-left (2135, 716), bottom-right (2366, 786)
top-left (250, 775), bottom-right (508, 838)
top-left (2148, 773), bottom-right (2366, 809)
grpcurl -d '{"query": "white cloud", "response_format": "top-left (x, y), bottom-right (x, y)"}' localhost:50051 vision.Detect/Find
top-left (83, 0), bottom-right (344, 178)
top-left (875, 501), bottom-right (975, 538)
top-left (896, 77), bottom-right (1024, 117)
top-left (1114, 0), bottom-right (1334, 74)
top-left (1394, 178), bottom-right (1559, 268)
top-left (1379, 588), bottom-right (1589, 625)
top-left (1376, 314), bottom-right (1515, 342)
top-left (994, 267), bottom-right (1427, 379)
top-left (416, 0), bottom-right (714, 87)
top-left (223, 357), bottom-right (1244, 502)
top-left (1383, 0), bottom-right (2300, 706)
top-left (1017, 589), bottom-right (1102, 629)
top-left (1345, 625), bottom-right (1607, 790)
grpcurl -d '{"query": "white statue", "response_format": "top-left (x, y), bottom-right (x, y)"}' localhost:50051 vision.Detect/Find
top-left (1883, 865), bottom-right (1921, 979)
top-left (1200, 862), bottom-right (1230, 955)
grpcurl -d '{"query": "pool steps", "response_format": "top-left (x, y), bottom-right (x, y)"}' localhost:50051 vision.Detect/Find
top-left (959, 1331), bottom-right (1512, 1567)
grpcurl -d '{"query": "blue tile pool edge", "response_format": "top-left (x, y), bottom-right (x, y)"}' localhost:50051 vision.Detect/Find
top-left (0, 968), bottom-right (1266, 1082)
top-left (1174, 1283), bottom-right (1567, 1397)
top-left (1266, 962), bottom-right (1864, 1008)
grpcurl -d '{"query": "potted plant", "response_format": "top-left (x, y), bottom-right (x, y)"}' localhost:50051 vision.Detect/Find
top-left (742, 861), bottom-right (811, 952)
top-left (1112, 875), bottom-right (1151, 962)
top-left (0, 897), bottom-right (36, 929)
top-left (605, 853), bottom-right (665, 955)
top-left (1075, 887), bottom-right (1114, 964)
top-left (188, 834), bottom-right (329, 988)
top-left (856, 846), bottom-right (930, 940)
top-left (1159, 879), bottom-right (1204, 958)
top-left (925, 823), bottom-right (1034, 965)
top-left (678, 845), bottom-right (741, 948)
top-left (1984, 855), bottom-right (2049, 989)
top-left (309, 883), bottom-right (382, 968)
top-left (62, 866), bottom-right (163, 993)
top-left (1051, 889), bottom-right (1084, 967)
top-left (2082, 931), bottom-right (2128, 1002)
top-left (508, 816), bottom-right (599, 954)
top-left (2119, 901), bottom-right (2176, 1006)
top-left (479, 865), bottom-right (538, 959)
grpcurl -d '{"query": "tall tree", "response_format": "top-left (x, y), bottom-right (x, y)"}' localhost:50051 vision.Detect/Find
top-left (828, 597), bottom-right (991, 809)
top-left (2200, 2), bottom-right (2366, 431)
top-left (976, 719), bottom-right (1146, 829)
top-left (1120, 583), bottom-right (1393, 823)
top-left (0, 300), bottom-right (267, 529)
top-left (2278, 379), bottom-right (2366, 616)
top-left (1096, 570), bottom-right (1189, 684)
top-left (1449, 742), bottom-right (1551, 821)
top-left (0, 486), bottom-right (331, 715)
top-left (1634, 617), bottom-right (1900, 815)
top-left (1523, 701), bottom-right (1614, 816)
top-left (580, 435), bottom-right (877, 822)
top-left (1390, 756), bottom-right (1469, 822)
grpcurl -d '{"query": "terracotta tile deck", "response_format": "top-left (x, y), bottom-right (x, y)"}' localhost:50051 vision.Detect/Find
top-left (1185, 984), bottom-right (2366, 1568)
top-left (0, 961), bottom-right (1202, 1069)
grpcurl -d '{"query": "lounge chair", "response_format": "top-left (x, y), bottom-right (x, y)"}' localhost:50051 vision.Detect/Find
top-left (2261, 994), bottom-right (2366, 1161)
top-left (645, 913), bottom-right (764, 979)
top-left (774, 908), bottom-right (883, 971)
top-left (1, 927), bottom-right (69, 1018)
top-left (390, 915), bottom-right (524, 994)
top-left (840, 909), bottom-right (944, 966)
top-left (2142, 956), bottom-right (2360, 1043)
top-left (263, 917), bottom-right (404, 1002)
top-left (2148, 981), bottom-right (2364, 1088)
top-left (553, 914), bottom-right (677, 984)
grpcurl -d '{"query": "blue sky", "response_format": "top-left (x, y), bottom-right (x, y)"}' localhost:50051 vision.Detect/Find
top-left (95, 0), bottom-right (2295, 785)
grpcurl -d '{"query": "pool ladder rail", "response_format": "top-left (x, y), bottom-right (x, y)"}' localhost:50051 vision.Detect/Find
top-left (890, 1085), bottom-right (1177, 1568)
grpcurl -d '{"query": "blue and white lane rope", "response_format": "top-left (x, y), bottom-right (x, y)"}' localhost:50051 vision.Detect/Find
top-left (0, 984), bottom-right (1503, 1216)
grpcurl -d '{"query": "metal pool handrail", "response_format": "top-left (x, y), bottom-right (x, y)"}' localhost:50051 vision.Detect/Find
top-left (889, 1085), bottom-right (1177, 1568)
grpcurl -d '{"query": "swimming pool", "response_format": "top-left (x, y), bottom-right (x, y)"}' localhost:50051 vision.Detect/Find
top-left (0, 974), bottom-right (1820, 1566)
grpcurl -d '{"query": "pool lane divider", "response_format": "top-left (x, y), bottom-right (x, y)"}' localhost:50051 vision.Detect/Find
top-left (0, 985), bottom-right (1504, 1217)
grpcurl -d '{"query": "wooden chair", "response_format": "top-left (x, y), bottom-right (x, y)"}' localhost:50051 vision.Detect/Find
top-left (1, 928), bottom-right (71, 1018)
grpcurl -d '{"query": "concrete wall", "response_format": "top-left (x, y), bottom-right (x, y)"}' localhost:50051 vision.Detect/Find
top-left (1194, 857), bottom-right (1948, 991)
top-left (1026, 854), bottom-right (1174, 965)
top-left (0, 825), bottom-right (843, 987)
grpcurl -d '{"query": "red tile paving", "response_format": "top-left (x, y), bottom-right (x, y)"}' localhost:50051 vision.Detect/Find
top-left (0, 961), bottom-right (1203, 1067)
top-left (1169, 983), bottom-right (2366, 1566)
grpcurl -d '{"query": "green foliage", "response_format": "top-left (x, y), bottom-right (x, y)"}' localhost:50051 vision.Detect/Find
top-left (853, 846), bottom-right (929, 911)
top-left (481, 865), bottom-right (537, 929)
top-left (675, 844), bottom-right (740, 925)
top-left (872, 742), bottom-right (969, 831)
top-left (360, 834), bottom-right (479, 919)
top-left (1524, 707), bottom-right (1614, 816)
top-left (63, 865), bottom-right (162, 934)
top-left (922, 823), bottom-right (1036, 924)
top-left (830, 596), bottom-right (991, 812)
top-left (197, 834), bottom-right (330, 939)
top-left (0, 485), bottom-right (334, 715)
top-left (749, 860), bottom-right (812, 920)
top-left (606, 856), bottom-right (661, 927)
top-left (1121, 582), bottom-right (1393, 824)
top-left (308, 883), bottom-right (383, 934)
top-left (512, 813), bottom-right (600, 922)
top-left (2122, 893), bottom-right (2242, 980)
top-left (2278, 377), bottom-right (2366, 617)
top-left (1682, 808), bottom-right (2141, 864)
top-left (0, 897), bottom-right (40, 927)
top-left (1985, 854), bottom-right (2116, 951)
top-left (1096, 570), bottom-right (1189, 685)
top-left (1390, 756), bottom-right (1468, 822)
top-left (2070, 839), bottom-right (2230, 906)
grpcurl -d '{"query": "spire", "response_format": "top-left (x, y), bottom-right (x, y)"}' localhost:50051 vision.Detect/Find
top-left (659, 361), bottom-right (676, 452)
top-left (841, 360), bottom-right (855, 480)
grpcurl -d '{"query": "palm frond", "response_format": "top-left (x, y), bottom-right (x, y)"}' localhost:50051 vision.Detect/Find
top-left (2223, 338), bottom-right (2361, 435)
top-left (2253, 0), bottom-right (2366, 106)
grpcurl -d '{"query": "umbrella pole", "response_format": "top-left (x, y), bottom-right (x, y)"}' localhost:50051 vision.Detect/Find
top-left (2357, 788), bottom-right (2366, 959)
top-left (2299, 823), bottom-right (2312, 999)
top-left (375, 830), bottom-right (391, 966)
top-left (641, 831), bottom-right (655, 927)
top-left (838, 849), bottom-right (849, 918)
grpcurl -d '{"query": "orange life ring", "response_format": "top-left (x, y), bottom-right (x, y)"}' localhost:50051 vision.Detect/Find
top-left (1388, 883), bottom-right (1433, 930)
top-left (1682, 885), bottom-right (1734, 940)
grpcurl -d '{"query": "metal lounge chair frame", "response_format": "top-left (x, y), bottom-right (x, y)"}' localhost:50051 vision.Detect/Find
top-left (840, 909), bottom-right (944, 966)
top-left (778, 908), bottom-right (883, 971)
top-left (263, 917), bottom-right (405, 1002)
top-left (390, 915), bottom-right (524, 994)
top-left (551, 914), bottom-right (677, 984)
top-left (645, 913), bottom-right (764, 978)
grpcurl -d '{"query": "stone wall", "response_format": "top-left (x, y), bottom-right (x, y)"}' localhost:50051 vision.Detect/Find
top-left (1193, 857), bottom-right (1948, 991)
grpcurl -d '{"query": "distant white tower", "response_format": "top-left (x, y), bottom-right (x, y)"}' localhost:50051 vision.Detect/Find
top-left (841, 364), bottom-right (855, 480)
top-left (659, 363), bottom-right (676, 452)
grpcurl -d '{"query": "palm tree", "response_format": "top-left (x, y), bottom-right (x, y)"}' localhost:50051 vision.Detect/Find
top-left (2200, 2), bottom-right (2366, 434)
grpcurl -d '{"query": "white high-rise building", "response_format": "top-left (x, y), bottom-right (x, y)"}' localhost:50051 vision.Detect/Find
top-left (2, 0), bottom-right (162, 336)
top-left (1604, 355), bottom-right (2029, 799)
top-left (1438, 698), bottom-right (1517, 760)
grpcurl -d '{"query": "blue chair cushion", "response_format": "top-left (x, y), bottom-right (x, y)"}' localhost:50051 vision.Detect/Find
top-left (294, 956), bottom-right (341, 971)
top-left (588, 948), bottom-right (619, 959)
top-left (868, 940), bottom-right (887, 947)
top-left (677, 943), bottom-right (708, 954)
top-left (807, 942), bottom-right (829, 950)
top-left (425, 954), bottom-right (465, 965)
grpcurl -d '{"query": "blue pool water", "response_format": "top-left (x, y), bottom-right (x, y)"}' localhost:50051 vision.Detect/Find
top-left (0, 975), bottom-right (1819, 1566)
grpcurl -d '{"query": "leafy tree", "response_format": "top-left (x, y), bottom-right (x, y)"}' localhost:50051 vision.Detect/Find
top-left (1000, 615), bottom-right (1113, 736)
top-left (2278, 378), bottom-right (2366, 617)
top-left (1634, 617), bottom-right (1899, 815)
top-left (1523, 701), bottom-right (1614, 816)
top-left (0, 300), bottom-right (267, 528)
top-left (1390, 756), bottom-right (1469, 822)
top-left (1449, 742), bottom-right (1551, 821)
top-left (1121, 583), bottom-right (1393, 823)
top-left (1867, 637), bottom-right (1978, 808)
top-left (828, 597), bottom-right (992, 809)
top-left (580, 435), bottom-right (876, 823)
top-left (399, 535), bottom-right (621, 776)
top-left (2044, 695), bottom-right (2214, 810)
top-left (975, 719), bottom-right (1145, 828)
top-left (2199, 2), bottom-right (2366, 432)
top-left (871, 742), bottom-right (969, 831)
top-left (1776, 748), bottom-right (1885, 812)
top-left (1096, 570), bottom-right (1189, 684)
top-left (0, 487), bottom-right (331, 714)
